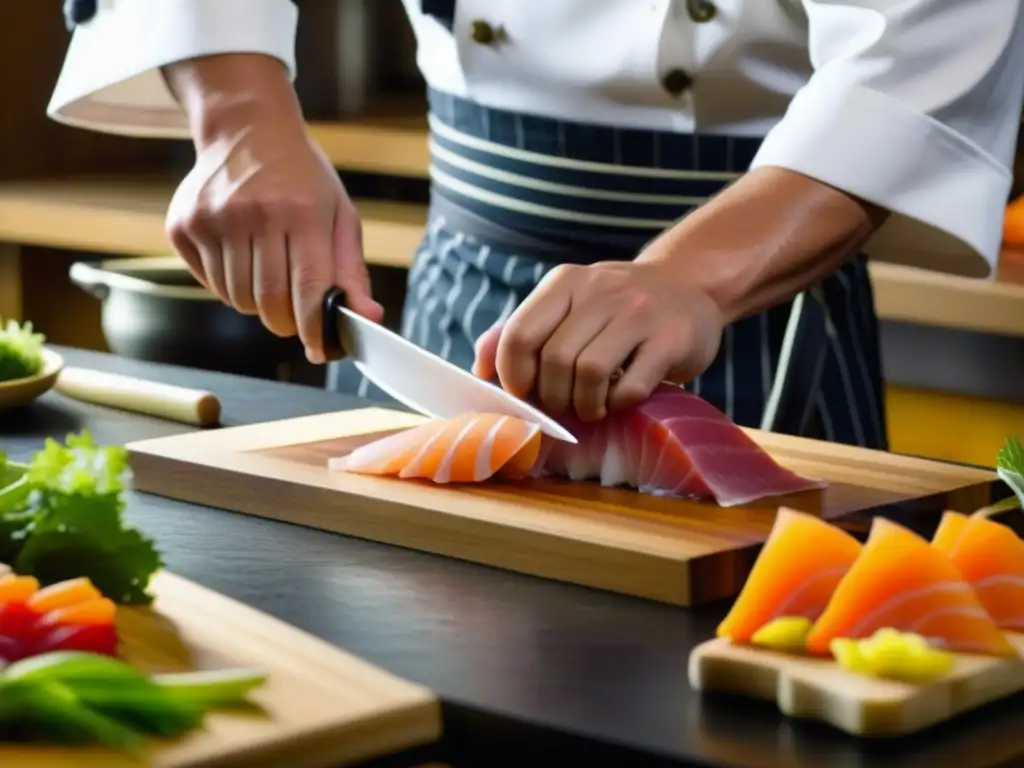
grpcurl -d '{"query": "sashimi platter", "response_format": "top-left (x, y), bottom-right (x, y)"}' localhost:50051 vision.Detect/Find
top-left (689, 438), bottom-right (1024, 737)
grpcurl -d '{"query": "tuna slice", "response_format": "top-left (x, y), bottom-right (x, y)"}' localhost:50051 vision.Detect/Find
top-left (541, 383), bottom-right (828, 506)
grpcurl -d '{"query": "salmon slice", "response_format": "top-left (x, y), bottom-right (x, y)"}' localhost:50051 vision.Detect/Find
top-left (932, 511), bottom-right (1024, 632)
top-left (334, 413), bottom-right (542, 483)
top-left (931, 510), bottom-right (970, 553)
top-left (716, 508), bottom-right (863, 642)
top-left (806, 517), bottom-right (1016, 657)
top-left (329, 419), bottom-right (449, 475)
top-left (400, 413), bottom-right (540, 482)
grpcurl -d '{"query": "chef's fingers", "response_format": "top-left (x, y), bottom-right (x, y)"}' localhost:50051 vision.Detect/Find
top-left (167, 231), bottom-right (208, 291)
top-left (172, 207), bottom-right (226, 303)
top-left (608, 332), bottom-right (678, 412)
top-left (166, 177), bottom-right (212, 292)
top-left (196, 235), bottom-right (228, 306)
top-left (472, 320), bottom-right (505, 381)
top-left (572, 317), bottom-right (642, 421)
top-left (287, 223), bottom-right (336, 364)
top-left (252, 226), bottom-right (296, 338)
top-left (223, 234), bottom-right (257, 315)
top-left (332, 201), bottom-right (383, 323)
top-left (495, 267), bottom-right (574, 398)
top-left (536, 308), bottom-right (613, 418)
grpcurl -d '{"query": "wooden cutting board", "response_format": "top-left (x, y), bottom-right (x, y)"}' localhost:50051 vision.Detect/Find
top-left (125, 407), bottom-right (997, 607)
top-left (0, 570), bottom-right (441, 767)
top-left (688, 633), bottom-right (1024, 737)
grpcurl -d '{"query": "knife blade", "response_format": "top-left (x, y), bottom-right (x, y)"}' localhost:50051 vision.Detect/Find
top-left (321, 289), bottom-right (577, 443)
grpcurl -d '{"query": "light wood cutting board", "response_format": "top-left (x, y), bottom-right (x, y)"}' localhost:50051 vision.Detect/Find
top-left (125, 407), bottom-right (997, 607)
top-left (0, 570), bottom-right (441, 767)
top-left (689, 633), bottom-right (1024, 737)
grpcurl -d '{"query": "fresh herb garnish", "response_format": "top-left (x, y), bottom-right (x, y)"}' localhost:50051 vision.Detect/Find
top-left (0, 651), bottom-right (266, 749)
top-left (996, 436), bottom-right (1024, 508)
top-left (0, 433), bottom-right (163, 604)
top-left (0, 319), bottom-right (45, 382)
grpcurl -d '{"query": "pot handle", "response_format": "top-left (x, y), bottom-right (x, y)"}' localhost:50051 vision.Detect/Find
top-left (69, 261), bottom-right (111, 301)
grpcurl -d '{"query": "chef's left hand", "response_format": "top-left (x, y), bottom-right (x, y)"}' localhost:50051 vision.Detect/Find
top-left (472, 261), bottom-right (724, 422)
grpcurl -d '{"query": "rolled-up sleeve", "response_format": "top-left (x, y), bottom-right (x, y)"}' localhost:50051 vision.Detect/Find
top-left (47, 0), bottom-right (298, 139)
top-left (751, 1), bottom-right (1024, 278)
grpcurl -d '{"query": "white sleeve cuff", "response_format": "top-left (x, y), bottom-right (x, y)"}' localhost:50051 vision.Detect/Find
top-left (47, 0), bottom-right (299, 139)
top-left (750, 76), bottom-right (1013, 279)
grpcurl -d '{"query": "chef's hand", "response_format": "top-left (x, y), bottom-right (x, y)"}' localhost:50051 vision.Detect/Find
top-left (472, 261), bottom-right (724, 422)
top-left (163, 54), bottom-right (383, 364)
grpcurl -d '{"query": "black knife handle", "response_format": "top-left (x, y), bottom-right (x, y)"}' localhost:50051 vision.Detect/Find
top-left (322, 287), bottom-right (348, 362)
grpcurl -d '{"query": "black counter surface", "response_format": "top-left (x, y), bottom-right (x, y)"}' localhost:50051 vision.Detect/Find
top-left (3, 347), bottom-right (1023, 768)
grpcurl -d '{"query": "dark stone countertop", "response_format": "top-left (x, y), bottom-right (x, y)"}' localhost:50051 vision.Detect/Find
top-left (2, 347), bottom-right (1023, 768)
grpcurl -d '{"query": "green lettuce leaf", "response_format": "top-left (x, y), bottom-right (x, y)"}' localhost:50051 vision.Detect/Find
top-left (995, 436), bottom-right (1024, 509)
top-left (0, 432), bottom-right (163, 604)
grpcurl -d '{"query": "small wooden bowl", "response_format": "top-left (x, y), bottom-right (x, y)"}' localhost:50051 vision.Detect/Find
top-left (0, 348), bottom-right (66, 410)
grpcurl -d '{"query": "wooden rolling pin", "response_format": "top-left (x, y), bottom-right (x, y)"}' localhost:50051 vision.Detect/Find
top-left (55, 367), bottom-right (221, 427)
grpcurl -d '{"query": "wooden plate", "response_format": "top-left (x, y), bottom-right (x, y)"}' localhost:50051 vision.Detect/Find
top-left (0, 571), bottom-right (442, 767)
top-left (0, 347), bottom-right (64, 410)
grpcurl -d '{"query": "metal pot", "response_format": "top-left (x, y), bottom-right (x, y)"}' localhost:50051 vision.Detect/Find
top-left (69, 257), bottom-right (301, 380)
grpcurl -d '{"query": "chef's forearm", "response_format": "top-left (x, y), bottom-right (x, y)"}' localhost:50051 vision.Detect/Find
top-left (638, 167), bottom-right (889, 325)
top-left (161, 53), bottom-right (305, 149)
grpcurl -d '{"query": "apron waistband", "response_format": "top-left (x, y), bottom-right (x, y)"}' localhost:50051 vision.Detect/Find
top-left (426, 88), bottom-right (764, 259)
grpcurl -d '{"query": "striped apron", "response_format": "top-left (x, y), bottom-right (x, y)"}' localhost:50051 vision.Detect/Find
top-left (327, 88), bottom-right (888, 451)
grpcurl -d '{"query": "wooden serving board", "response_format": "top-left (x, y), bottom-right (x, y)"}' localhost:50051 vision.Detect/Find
top-left (0, 570), bottom-right (441, 767)
top-left (688, 634), bottom-right (1024, 738)
top-left (125, 407), bottom-right (997, 607)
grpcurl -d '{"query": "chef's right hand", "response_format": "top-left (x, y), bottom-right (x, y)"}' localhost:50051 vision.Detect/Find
top-left (163, 54), bottom-right (383, 364)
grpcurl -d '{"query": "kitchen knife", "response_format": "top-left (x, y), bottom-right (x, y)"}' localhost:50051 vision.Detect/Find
top-left (321, 288), bottom-right (577, 443)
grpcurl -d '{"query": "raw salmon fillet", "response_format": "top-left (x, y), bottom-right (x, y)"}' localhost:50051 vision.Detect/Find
top-left (331, 384), bottom-right (827, 506)
top-left (806, 517), bottom-right (1016, 658)
top-left (716, 508), bottom-right (862, 642)
top-left (542, 383), bottom-right (827, 506)
top-left (932, 511), bottom-right (1024, 632)
top-left (330, 412), bottom-right (541, 483)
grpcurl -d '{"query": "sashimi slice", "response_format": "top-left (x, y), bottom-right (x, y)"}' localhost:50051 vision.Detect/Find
top-left (932, 511), bottom-right (1024, 631)
top-left (931, 510), bottom-right (969, 553)
top-left (399, 413), bottom-right (540, 482)
top-left (806, 517), bottom-right (1015, 657)
top-left (333, 412), bottom-right (542, 483)
top-left (329, 419), bottom-right (448, 474)
top-left (546, 384), bottom-right (827, 506)
top-left (717, 508), bottom-right (862, 642)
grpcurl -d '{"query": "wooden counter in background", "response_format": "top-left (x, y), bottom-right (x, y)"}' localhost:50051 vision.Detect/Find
top-left (2, 173), bottom-right (1023, 337)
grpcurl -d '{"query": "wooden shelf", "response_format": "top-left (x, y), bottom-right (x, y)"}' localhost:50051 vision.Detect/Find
top-left (871, 260), bottom-right (1024, 338)
top-left (1, 174), bottom-right (1023, 337)
top-left (0, 175), bottom-right (427, 267)
top-left (307, 98), bottom-right (429, 179)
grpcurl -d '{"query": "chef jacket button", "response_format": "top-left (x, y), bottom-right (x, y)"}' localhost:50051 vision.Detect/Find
top-left (661, 68), bottom-right (693, 97)
top-left (686, 0), bottom-right (718, 22)
top-left (471, 20), bottom-right (507, 45)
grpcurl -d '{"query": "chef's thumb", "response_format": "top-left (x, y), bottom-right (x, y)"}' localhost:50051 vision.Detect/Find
top-left (333, 205), bottom-right (384, 323)
top-left (472, 320), bottom-right (505, 381)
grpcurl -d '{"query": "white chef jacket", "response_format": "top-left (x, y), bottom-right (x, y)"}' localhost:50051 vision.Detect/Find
top-left (46, 0), bottom-right (1024, 279)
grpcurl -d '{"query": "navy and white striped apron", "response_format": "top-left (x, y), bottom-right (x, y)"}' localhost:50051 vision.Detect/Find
top-left (327, 89), bottom-right (888, 451)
